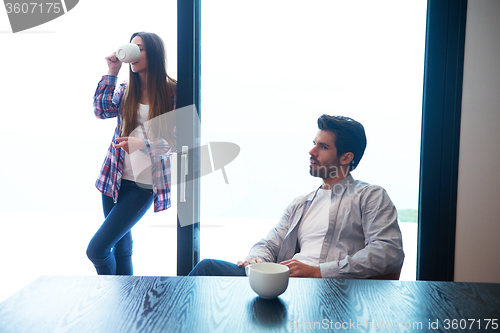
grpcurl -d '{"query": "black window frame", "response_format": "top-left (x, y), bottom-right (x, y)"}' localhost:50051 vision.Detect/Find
top-left (176, 0), bottom-right (201, 276)
top-left (417, 0), bottom-right (467, 281)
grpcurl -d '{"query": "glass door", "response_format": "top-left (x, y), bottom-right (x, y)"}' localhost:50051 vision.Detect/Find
top-left (199, 0), bottom-right (427, 280)
top-left (0, 0), bottom-right (178, 302)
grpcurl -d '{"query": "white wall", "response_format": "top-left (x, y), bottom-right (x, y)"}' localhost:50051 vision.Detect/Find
top-left (455, 0), bottom-right (500, 283)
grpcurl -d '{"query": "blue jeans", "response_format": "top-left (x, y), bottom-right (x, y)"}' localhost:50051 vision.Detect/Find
top-left (188, 259), bottom-right (246, 276)
top-left (87, 180), bottom-right (153, 275)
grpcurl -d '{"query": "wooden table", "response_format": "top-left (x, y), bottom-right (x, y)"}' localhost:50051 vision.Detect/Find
top-left (0, 276), bottom-right (499, 332)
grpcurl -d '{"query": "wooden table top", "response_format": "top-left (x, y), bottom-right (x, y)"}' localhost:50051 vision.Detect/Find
top-left (0, 276), bottom-right (499, 332)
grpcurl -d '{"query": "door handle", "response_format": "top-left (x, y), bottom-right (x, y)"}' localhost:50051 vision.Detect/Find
top-left (180, 145), bottom-right (188, 202)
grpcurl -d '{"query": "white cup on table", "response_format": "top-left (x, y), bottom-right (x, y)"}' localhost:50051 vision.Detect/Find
top-left (246, 262), bottom-right (290, 299)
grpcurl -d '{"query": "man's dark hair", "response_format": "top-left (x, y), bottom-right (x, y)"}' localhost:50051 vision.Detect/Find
top-left (317, 115), bottom-right (367, 171)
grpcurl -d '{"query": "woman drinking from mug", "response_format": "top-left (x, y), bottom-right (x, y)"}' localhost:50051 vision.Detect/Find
top-left (87, 32), bottom-right (177, 275)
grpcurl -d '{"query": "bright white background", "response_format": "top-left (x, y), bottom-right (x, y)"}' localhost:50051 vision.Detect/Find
top-left (199, 0), bottom-right (426, 282)
top-left (200, 1), bottom-right (426, 217)
top-left (0, 0), bottom-right (178, 302)
top-left (0, 0), bottom-right (425, 302)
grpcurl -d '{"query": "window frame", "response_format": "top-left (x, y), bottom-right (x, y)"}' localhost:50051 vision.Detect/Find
top-left (176, 0), bottom-right (469, 280)
top-left (417, 0), bottom-right (467, 281)
top-left (176, 0), bottom-right (201, 276)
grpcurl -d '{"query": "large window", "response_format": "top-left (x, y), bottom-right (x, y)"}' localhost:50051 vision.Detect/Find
top-left (0, 0), bottom-right (432, 304)
top-left (0, 0), bottom-right (178, 302)
top-left (200, 0), bottom-right (427, 280)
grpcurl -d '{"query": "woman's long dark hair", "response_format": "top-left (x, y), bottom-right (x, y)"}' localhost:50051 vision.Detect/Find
top-left (121, 32), bottom-right (176, 143)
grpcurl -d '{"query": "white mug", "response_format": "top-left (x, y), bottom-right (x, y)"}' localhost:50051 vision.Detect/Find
top-left (116, 43), bottom-right (140, 63)
top-left (246, 262), bottom-right (289, 299)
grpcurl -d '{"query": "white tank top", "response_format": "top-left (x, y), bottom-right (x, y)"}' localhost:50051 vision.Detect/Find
top-left (121, 104), bottom-right (153, 185)
top-left (292, 189), bottom-right (331, 266)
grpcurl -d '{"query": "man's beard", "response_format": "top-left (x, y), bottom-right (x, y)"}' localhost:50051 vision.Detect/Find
top-left (309, 158), bottom-right (342, 179)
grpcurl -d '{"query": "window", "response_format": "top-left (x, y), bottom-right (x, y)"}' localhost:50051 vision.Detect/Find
top-left (0, 0), bottom-right (178, 302)
top-left (200, 0), bottom-right (427, 280)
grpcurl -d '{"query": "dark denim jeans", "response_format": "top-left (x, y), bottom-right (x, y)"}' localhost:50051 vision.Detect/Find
top-left (188, 259), bottom-right (246, 276)
top-left (87, 180), bottom-right (153, 275)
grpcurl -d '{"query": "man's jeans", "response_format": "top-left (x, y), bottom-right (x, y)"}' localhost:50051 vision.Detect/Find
top-left (87, 180), bottom-right (154, 275)
top-left (188, 259), bottom-right (247, 276)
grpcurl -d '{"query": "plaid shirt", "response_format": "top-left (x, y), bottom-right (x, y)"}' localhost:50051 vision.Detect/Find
top-left (93, 75), bottom-right (177, 212)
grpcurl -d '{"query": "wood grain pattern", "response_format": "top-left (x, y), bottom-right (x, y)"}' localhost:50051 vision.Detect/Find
top-left (0, 276), bottom-right (499, 333)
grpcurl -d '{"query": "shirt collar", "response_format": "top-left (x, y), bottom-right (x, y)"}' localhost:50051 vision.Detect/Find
top-left (309, 174), bottom-right (355, 202)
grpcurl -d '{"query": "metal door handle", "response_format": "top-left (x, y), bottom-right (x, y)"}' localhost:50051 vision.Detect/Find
top-left (180, 146), bottom-right (188, 202)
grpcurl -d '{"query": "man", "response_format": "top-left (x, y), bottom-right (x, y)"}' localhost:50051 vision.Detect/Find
top-left (189, 115), bottom-right (404, 278)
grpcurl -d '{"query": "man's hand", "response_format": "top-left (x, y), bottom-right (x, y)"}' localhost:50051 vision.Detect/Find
top-left (113, 137), bottom-right (145, 154)
top-left (280, 259), bottom-right (322, 278)
top-left (236, 257), bottom-right (263, 268)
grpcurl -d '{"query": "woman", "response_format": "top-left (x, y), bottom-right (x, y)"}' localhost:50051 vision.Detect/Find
top-left (87, 32), bottom-right (177, 275)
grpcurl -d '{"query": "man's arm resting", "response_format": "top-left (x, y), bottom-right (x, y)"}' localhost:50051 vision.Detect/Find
top-left (316, 186), bottom-right (404, 279)
top-left (280, 259), bottom-right (322, 278)
top-left (318, 240), bottom-right (404, 279)
top-left (246, 196), bottom-right (304, 262)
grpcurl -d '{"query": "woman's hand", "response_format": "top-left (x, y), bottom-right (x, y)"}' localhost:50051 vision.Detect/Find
top-left (113, 137), bottom-right (145, 154)
top-left (105, 52), bottom-right (122, 76)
